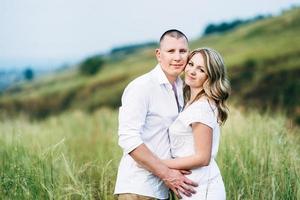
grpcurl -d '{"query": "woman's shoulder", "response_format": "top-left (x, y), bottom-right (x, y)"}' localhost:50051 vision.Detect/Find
top-left (191, 97), bottom-right (216, 111)
top-left (179, 97), bottom-right (218, 128)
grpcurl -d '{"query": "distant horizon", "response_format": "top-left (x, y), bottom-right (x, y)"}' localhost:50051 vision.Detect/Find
top-left (1, 0), bottom-right (299, 70)
top-left (0, 57), bottom-right (82, 71)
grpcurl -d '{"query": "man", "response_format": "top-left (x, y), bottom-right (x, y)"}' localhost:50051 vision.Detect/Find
top-left (114, 29), bottom-right (197, 200)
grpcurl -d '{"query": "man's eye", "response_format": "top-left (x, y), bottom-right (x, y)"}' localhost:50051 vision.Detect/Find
top-left (188, 62), bottom-right (193, 66)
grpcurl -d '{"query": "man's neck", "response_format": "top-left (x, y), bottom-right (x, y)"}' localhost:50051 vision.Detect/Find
top-left (165, 73), bottom-right (177, 85)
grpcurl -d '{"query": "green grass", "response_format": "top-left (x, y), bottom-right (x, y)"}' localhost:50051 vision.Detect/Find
top-left (0, 107), bottom-right (299, 199)
top-left (219, 107), bottom-right (300, 199)
top-left (0, 108), bottom-right (121, 199)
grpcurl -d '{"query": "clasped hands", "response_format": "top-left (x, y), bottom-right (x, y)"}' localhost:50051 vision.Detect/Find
top-left (163, 169), bottom-right (198, 199)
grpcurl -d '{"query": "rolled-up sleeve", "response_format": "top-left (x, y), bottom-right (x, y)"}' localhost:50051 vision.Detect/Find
top-left (118, 82), bottom-right (148, 154)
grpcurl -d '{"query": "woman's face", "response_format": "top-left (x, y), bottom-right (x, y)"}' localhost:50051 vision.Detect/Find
top-left (184, 53), bottom-right (208, 89)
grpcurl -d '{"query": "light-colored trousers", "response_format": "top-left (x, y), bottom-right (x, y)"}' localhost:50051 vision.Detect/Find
top-left (118, 193), bottom-right (156, 200)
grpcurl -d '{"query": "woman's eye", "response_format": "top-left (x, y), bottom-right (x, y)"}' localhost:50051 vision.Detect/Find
top-left (188, 62), bottom-right (193, 66)
top-left (197, 67), bottom-right (205, 72)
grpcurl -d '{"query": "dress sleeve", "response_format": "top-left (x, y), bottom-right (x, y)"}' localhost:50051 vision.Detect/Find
top-left (180, 101), bottom-right (216, 129)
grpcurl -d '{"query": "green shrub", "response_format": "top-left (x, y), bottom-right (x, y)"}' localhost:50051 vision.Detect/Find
top-left (24, 68), bottom-right (34, 81)
top-left (79, 56), bottom-right (104, 76)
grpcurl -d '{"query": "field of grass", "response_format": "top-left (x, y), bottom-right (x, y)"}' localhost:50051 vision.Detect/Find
top-left (0, 106), bottom-right (299, 199)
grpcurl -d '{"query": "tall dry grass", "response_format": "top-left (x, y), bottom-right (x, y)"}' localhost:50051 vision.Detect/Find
top-left (0, 107), bottom-right (299, 199)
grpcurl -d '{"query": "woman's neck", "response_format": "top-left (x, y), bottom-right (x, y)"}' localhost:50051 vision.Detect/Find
top-left (189, 87), bottom-right (203, 102)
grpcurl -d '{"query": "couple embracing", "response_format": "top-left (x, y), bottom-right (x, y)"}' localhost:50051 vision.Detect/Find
top-left (114, 29), bottom-right (230, 200)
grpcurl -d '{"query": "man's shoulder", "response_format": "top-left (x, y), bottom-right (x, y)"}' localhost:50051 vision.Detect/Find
top-left (121, 69), bottom-right (157, 103)
top-left (126, 69), bottom-right (156, 91)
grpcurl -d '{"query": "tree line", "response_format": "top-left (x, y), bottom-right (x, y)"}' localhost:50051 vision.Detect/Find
top-left (203, 15), bottom-right (270, 35)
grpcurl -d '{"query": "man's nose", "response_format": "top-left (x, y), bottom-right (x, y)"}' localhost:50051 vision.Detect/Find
top-left (174, 52), bottom-right (181, 61)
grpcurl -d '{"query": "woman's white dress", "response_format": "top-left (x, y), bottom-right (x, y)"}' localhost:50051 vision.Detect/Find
top-left (168, 100), bottom-right (226, 200)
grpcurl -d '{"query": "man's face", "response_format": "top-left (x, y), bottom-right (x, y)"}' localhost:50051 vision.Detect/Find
top-left (156, 36), bottom-right (189, 83)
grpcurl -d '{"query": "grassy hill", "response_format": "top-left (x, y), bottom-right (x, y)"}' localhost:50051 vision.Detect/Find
top-left (0, 7), bottom-right (299, 123)
top-left (190, 7), bottom-right (300, 122)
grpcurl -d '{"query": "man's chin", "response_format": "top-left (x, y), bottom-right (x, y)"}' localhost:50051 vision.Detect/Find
top-left (173, 69), bottom-right (184, 75)
top-left (171, 73), bottom-right (183, 78)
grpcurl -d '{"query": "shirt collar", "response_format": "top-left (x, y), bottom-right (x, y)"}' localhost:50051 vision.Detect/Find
top-left (152, 64), bottom-right (183, 87)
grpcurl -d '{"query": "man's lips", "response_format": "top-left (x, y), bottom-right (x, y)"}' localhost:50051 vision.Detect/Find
top-left (171, 64), bottom-right (184, 68)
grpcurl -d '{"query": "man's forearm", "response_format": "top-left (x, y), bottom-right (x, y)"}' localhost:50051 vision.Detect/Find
top-left (129, 143), bottom-right (198, 198)
top-left (129, 143), bottom-right (169, 179)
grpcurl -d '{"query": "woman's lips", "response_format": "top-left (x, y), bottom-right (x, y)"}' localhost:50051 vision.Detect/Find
top-left (186, 74), bottom-right (195, 80)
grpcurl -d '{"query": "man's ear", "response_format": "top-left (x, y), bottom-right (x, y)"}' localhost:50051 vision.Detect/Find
top-left (155, 48), bottom-right (160, 61)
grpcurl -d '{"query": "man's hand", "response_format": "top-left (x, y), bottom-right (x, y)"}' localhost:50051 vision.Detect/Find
top-left (179, 169), bottom-right (191, 175)
top-left (129, 145), bottom-right (197, 198)
top-left (162, 169), bottom-right (198, 199)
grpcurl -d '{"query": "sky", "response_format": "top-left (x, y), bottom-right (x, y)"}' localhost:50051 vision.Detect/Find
top-left (0, 0), bottom-right (299, 70)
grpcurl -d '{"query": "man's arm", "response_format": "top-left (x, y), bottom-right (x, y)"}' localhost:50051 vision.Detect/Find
top-left (129, 144), bottom-right (197, 198)
top-left (118, 83), bottom-right (197, 198)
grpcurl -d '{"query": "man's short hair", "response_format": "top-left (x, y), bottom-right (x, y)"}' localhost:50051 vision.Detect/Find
top-left (159, 29), bottom-right (188, 45)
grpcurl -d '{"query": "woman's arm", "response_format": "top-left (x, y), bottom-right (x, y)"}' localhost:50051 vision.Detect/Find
top-left (163, 122), bottom-right (213, 170)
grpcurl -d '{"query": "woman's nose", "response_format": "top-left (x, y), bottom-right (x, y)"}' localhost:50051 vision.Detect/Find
top-left (189, 69), bottom-right (196, 75)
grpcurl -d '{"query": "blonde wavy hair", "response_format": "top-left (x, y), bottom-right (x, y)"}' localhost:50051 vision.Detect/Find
top-left (183, 47), bottom-right (231, 124)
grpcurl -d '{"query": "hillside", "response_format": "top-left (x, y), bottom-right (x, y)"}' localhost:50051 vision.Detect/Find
top-left (190, 7), bottom-right (300, 122)
top-left (0, 7), bottom-right (299, 123)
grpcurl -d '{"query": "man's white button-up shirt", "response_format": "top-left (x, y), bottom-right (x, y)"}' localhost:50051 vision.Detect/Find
top-left (114, 64), bottom-right (184, 199)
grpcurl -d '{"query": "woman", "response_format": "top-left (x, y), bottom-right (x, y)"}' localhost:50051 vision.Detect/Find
top-left (163, 48), bottom-right (230, 199)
